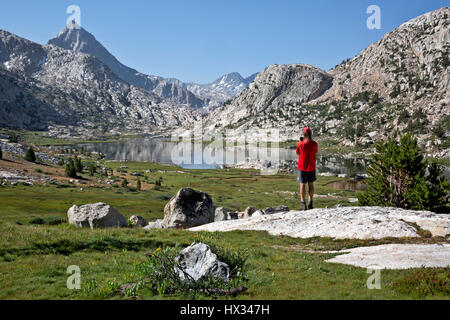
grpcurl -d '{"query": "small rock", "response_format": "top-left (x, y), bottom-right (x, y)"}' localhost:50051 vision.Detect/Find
top-left (251, 210), bottom-right (265, 217)
top-left (214, 207), bottom-right (229, 222)
top-left (263, 205), bottom-right (289, 215)
top-left (242, 206), bottom-right (257, 218)
top-left (175, 243), bottom-right (230, 282)
top-left (144, 219), bottom-right (163, 230)
top-left (129, 215), bottom-right (148, 227)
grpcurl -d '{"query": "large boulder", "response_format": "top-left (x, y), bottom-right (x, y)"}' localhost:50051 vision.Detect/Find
top-left (67, 202), bottom-right (127, 229)
top-left (175, 243), bottom-right (230, 282)
top-left (161, 188), bottom-right (215, 229)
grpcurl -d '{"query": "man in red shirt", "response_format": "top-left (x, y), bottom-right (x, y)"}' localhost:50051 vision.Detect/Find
top-left (296, 127), bottom-right (318, 210)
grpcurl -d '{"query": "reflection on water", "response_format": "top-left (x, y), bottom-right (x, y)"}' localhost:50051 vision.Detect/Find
top-left (73, 138), bottom-right (369, 173)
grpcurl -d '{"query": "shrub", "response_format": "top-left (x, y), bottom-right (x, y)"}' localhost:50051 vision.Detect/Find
top-left (358, 134), bottom-right (449, 213)
top-left (121, 178), bottom-right (128, 188)
top-left (74, 156), bottom-right (83, 173)
top-left (24, 147), bottom-right (36, 163)
top-left (132, 241), bottom-right (248, 298)
top-left (393, 268), bottom-right (450, 298)
top-left (136, 179), bottom-right (141, 191)
top-left (398, 109), bottom-right (410, 124)
top-left (88, 163), bottom-right (96, 176)
top-left (8, 133), bottom-right (18, 143)
top-left (65, 158), bottom-right (77, 178)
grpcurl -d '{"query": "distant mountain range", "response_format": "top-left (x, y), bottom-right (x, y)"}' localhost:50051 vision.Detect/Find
top-left (0, 7), bottom-right (449, 156)
top-left (48, 26), bottom-right (255, 109)
top-left (0, 25), bottom-right (256, 132)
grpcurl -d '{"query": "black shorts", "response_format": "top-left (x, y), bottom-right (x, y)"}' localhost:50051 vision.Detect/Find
top-left (297, 170), bottom-right (317, 183)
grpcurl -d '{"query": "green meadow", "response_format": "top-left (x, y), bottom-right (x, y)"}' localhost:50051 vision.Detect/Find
top-left (0, 162), bottom-right (448, 299)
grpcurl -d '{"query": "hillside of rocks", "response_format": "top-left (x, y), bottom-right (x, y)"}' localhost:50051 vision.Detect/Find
top-left (199, 7), bottom-right (449, 156)
top-left (0, 30), bottom-right (199, 133)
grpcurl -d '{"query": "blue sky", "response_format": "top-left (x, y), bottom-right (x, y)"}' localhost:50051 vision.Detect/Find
top-left (0, 0), bottom-right (447, 83)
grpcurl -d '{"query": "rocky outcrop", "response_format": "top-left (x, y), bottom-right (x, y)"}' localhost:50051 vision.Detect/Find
top-left (161, 188), bottom-right (215, 229)
top-left (175, 243), bottom-right (230, 282)
top-left (313, 7), bottom-right (450, 120)
top-left (190, 206), bottom-right (450, 240)
top-left (326, 244), bottom-right (450, 269)
top-left (203, 64), bottom-right (333, 136)
top-left (129, 215), bottom-right (148, 228)
top-left (67, 202), bottom-right (127, 229)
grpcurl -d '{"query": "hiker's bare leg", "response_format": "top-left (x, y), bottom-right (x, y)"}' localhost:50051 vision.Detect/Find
top-left (300, 183), bottom-right (307, 210)
top-left (308, 182), bottom-right (314, 201)
top-left (307, 182), bottom-right (314, 209)
top-left (300, 183), bottom-right (306, 202)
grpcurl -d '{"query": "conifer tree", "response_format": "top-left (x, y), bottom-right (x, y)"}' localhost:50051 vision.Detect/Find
top-left (88, 163), bottom-right (96, 176)
top-left (359, 134), bottom-right (449, 213)
top-left (74, 156), bottom-right (83, 173)
top-left (136, 179), bottom-right (141, 191)
top-left (25, 147), bottom-right (36, 163)
top-left (65, 158), bottom-right (77, 178)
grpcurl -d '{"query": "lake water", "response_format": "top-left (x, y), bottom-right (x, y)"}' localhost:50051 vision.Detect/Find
top-left (73, 137), bottom-right (369, 175)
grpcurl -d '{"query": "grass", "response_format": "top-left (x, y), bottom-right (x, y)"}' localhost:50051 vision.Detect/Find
top-left (0, 160), bottom-right (448, 300)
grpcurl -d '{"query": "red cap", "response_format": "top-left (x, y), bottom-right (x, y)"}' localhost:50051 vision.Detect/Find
top-left (303, 127), bottom-right (312, 133)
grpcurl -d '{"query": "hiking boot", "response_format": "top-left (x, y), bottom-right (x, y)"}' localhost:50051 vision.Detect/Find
top-left (300, 201), bottom-right (307, 211)
top-left (308, 200), bottom-right (313, 210)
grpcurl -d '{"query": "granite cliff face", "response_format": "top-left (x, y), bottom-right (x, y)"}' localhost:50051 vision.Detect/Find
top-left (313, 7), bottom-right (449, 123)
top-left (202, 64), bottom-right (333, 135)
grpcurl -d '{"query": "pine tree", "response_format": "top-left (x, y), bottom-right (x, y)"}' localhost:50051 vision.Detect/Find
top-left (121, 178), bottom-right (128, 188)
top-left (358, 134), bottom-right (449, 213)
top-left (136, 179), bottom-right (141, 191)
top-left (65, 158), bottom-right (77, 178)
top-left (74, 156), bottom-right (83, 173)
top-left (88, 163), bottom-right (96, 176)
top-left (0, 147), bottom-right (2, 160)
top-left (25, 147), bottom-right (36, 163)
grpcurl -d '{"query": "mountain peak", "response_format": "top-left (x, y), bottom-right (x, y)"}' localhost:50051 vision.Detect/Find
top-left (48, 25), bottom-right (99, 52)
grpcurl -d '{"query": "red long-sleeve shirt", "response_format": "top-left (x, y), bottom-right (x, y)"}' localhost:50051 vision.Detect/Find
top-left (296, 139), bottom-right (318, 172)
